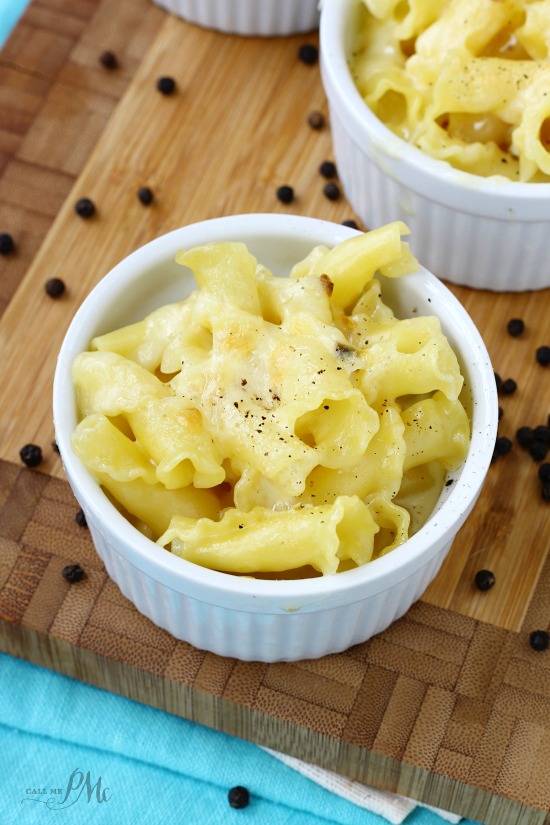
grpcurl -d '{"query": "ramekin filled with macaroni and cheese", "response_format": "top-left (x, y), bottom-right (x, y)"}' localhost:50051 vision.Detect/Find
top-left (151, 0), bottom-right (320, 36)
top-left (53, 214), bottom-right (498, 662)
top-left (320, 0), bottom-right (550, 291)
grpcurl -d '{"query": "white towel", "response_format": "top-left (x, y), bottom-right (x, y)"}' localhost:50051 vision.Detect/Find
top-left (263, 748), bottom-right (462, 825)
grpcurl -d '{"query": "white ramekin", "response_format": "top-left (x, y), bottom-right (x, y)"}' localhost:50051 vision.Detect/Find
top-left (53, 214), bottom-right (498, 662)
top-left (319, 0), bottom-right (550, 292)
top-left (152, 0), bottom-right (320, 36)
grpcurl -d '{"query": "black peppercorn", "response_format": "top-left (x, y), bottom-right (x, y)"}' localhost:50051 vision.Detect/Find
top-left (75, 198), bottom-right (96, 219)
top-left (307, 111), bottom-right (324, 130)
top-left (534, 425), bottom-right (550, 445)
top-left (319, 160), bottom-right (337, 179)
top-left (156, 76), bottom-right (176, 95)
top-left (276, 185), bottom-right (294, 204)
top-left (529, 440), bottom-right (548, 462)
top-left (542, 482), bottom-right (550, 502)
top-left (529, 630), bottom-right (549, 651)
top-left (228, 786), bottom-right (250, 809)
top-left (45, 278), bottom-right (66, 298)
top-left (494, 372), bottom-right (502, 390)
top-left (342, 219), bottom-right (359, 229)
top-left (62, 563), bottom-right (86, 584)
top-left (298, 44), bottom-right (318, 65)
top-left (475, 570), bottom-right (495, 591)
top-left (507, 318), bottom-right (525, 337)
top-left (494, 436), bottom-right (512, 456)
top-left (539, 463), bottom-right (550, 483)
top-left (137, 187), bottom-right (154, 205)
top-left (323, 182), bottom-right (340, 201)
top-left (75, 509), bottom-right (88, 528)
top-left (500, 378), bottom-right (517, 395)
top-left (536, 346), bottom-right (550, 366)
top-left (516, 426), bottom-right (534, 448)
top-left (99, 50), bottom-right (118, 69)
top-left (19, 444), bottom-right (42, 468)
top-left (0, 232), bottom-right (14, 254)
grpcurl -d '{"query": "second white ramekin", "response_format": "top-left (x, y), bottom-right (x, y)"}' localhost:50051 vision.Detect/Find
top-left (320, 0), bottom-right (550, 292)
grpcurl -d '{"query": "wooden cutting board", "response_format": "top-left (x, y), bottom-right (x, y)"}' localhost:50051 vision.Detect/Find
top-left (1, 2), bottom-right (549, 823)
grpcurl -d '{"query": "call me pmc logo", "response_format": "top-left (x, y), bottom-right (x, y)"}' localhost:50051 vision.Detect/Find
top-left (22, 768), bottom-right (111, 810)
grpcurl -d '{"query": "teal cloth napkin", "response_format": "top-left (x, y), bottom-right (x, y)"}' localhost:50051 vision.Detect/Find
top-left (0, 0), bottom-right (30, 47)
top-left (0, 653), bottom-right (482, 825)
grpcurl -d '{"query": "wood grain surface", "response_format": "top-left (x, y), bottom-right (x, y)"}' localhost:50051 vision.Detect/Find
top-left (0, 2), bottom-right (549, 823)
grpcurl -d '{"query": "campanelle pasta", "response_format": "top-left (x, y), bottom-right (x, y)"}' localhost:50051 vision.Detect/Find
top-left (350, 0), bottom-right (550, 181)
top-left (71, 222), bottom-right (470, 577)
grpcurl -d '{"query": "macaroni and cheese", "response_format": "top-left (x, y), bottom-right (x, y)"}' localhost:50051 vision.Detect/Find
top-left (350, 0), bottom-right (550, 181)
top-left (71, 223), bottom-right (470, 577)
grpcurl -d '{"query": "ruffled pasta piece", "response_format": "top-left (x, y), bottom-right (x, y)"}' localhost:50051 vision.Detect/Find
top-left (394, 461), bottom-right (446, 535)
top-left (289, 245), bottom-right (330, 280)
top-left (360, 65), bottom-right (426, 138)
top-left (281, 310), bottom-right (351, 357)
top-left (512, 65), bottom-right (550, 180)
top-left (367, 494), bottom-right (410, 557)
top-left (363, 0), bottom-right (447, 40)
top-left (173, 307), bottom-right (319, 495)
top-left (127, 397), bottom-right (225, 489)
top-left (343, 278), bottom-right (400, 348)
top-left (160, 292), bottom-right (215, 375)
top-left (91, 300), bottom-right (191, 373)
top-left (72, 351), bottom-right (171, 417)
top-left (415, 119), bottom-right (519, 179)
top-left (71, 413), bottom-right (157, 484)
top-left (414, 0), bottom-right (525, 59)
top-left (425, 55), bottom-right (535, 127)
top-left (294, 391), bottom-right (379, 471)
top-left (357, 316), bottom-right (463, 406)
top-left (309, 223), bottom-right (417, 309)
top-left (361, 0), bottom-right (402, 19)
top-left (158, 496), bottom-right (378, 575)
top-left (176, 242), bottom-right (261, 316)
top-left (299, 403), bottom-right (405, 505)
top-left (233, 467), bottom-right (296, 512)
top-left (257, 269), bottom-right (333, 326)
top-left (402, 391), bottom-right (471, 472)
top-left (337, 278), bottom-right (401, 352)
top-left (97, 474), bottom-right (220, 538)
top-left (517, 2), bottom-right (550, 60)
top-left (274, 317), bottom-right (380, 469)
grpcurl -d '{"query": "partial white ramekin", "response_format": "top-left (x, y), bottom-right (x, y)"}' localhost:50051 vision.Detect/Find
top-left (320, 0), bottom-right (550, 292)
top-left (152, 0), bottom-right (320, 36)
top-left (53, 214), bottom-right (498, 662)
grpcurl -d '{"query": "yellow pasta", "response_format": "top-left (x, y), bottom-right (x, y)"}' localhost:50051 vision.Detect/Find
top-left (92, 301), bottom-right (192, 372)
top-left (158, 496), bottom-right (379, 576)
top-left (73, 351), bottom-right (170, 417)
top-left (71, 227), bottom-right (470, 578)
top-left (72, 413), bottom-right (157, 484)
top-left (127, 398), bottom-right (225, 489)
top-left (350, 0), bottom-right (550, 181)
